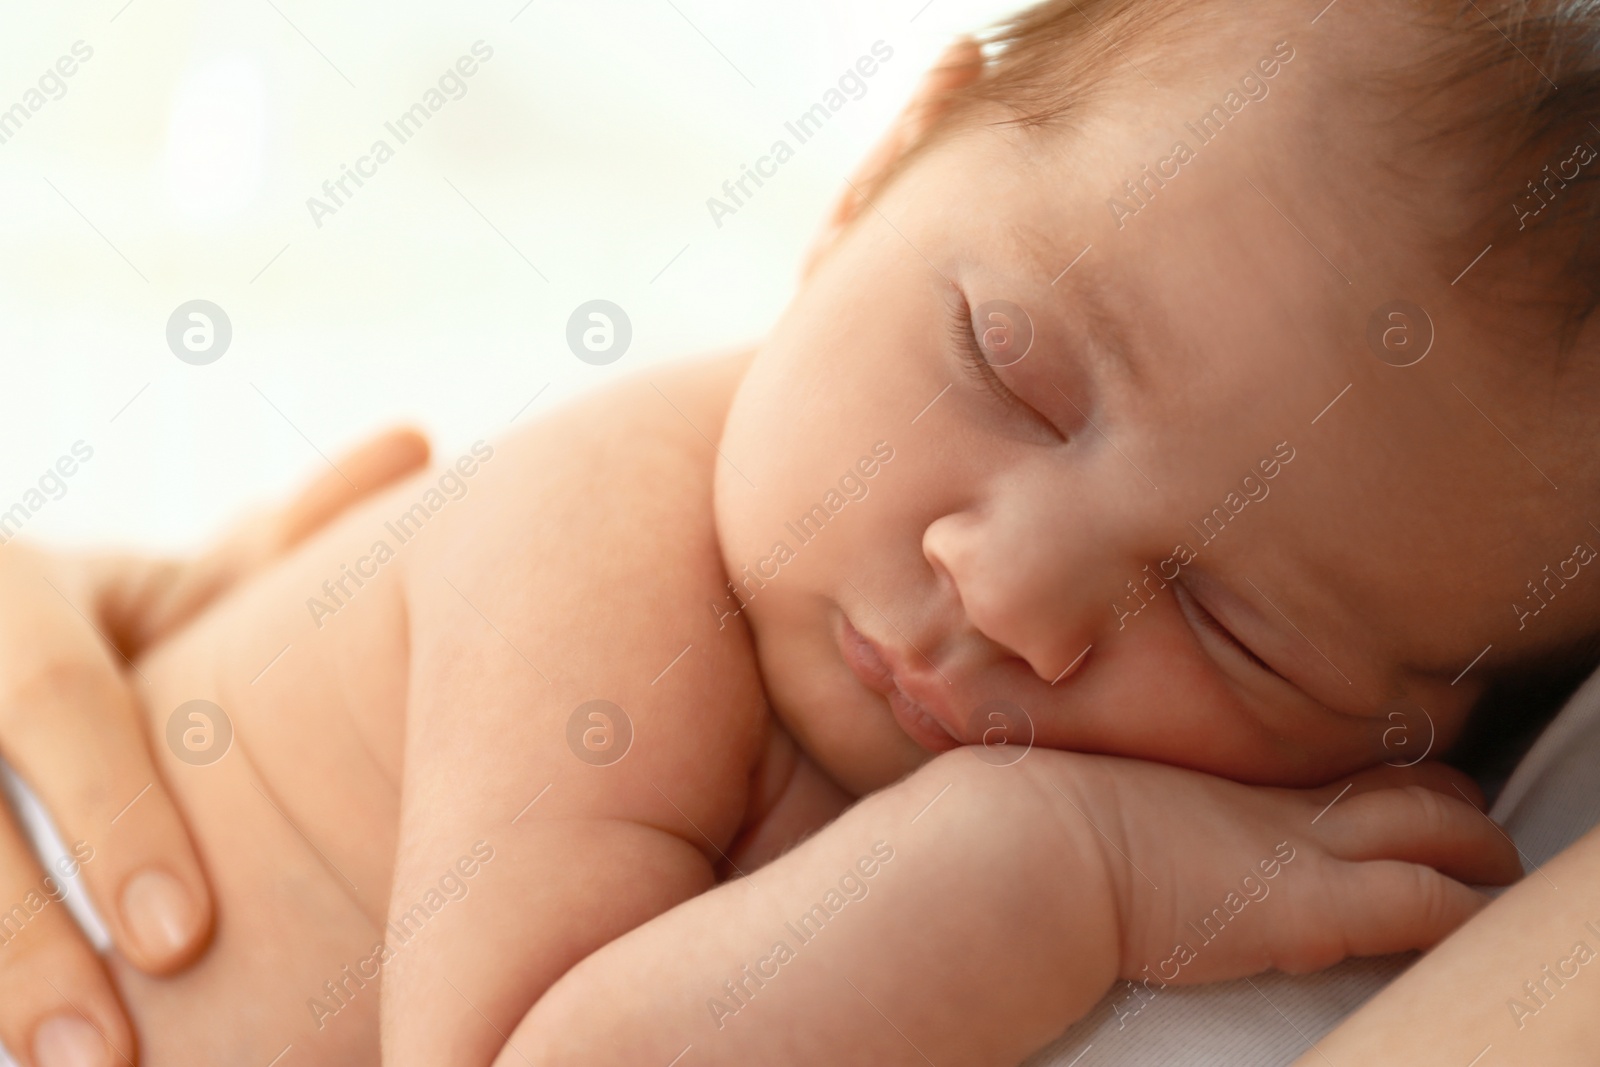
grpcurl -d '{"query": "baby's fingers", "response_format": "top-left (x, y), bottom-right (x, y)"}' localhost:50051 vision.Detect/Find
top-left (1316, 785), bottom-right (1523, 886)
top-left (1314, 861), bottom-right (1491, 968)
top-left (1330, 760), bottom-right (1488, 809)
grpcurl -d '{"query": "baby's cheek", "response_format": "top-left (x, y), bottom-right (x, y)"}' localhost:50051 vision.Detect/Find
top-left (1051, 620), bottom-right (1336, 785)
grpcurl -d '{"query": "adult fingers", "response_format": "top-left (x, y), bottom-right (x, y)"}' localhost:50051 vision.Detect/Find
top-left (0, 427), bottom-right (422, 1067)
top-left (265, 424), bottom-right (431, 549)
top-left (0, 798), bottom-right (133, 1067)
top-left (87, 426), bottom-right (430, 654)
top-left (0, 429), bottom-right (428, 948)
top-left (0, 643), bottom-right (212, 977)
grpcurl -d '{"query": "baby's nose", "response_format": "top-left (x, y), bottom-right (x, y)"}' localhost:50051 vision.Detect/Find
top-left (923, 526), bottom-right (1102, 688)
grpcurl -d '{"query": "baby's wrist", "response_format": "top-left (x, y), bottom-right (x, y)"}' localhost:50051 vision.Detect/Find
top-left (1002, 750), bottom-right (1129, 980)
top-left (928, 751), bottom-right (1126, 991)
top-left (883, 748), bottom-right (1126, 1017)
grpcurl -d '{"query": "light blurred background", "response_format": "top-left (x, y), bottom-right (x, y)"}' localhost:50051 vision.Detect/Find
top-left (0, 0), bottom-right (1031, 553)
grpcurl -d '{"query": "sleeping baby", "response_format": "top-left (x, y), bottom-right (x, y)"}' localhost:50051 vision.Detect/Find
top-left (20, 0), bottom-right (1600, 1063)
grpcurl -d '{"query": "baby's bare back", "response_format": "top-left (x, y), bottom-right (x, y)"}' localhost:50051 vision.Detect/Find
top-left (110, 354), bottom-right (795, 1065)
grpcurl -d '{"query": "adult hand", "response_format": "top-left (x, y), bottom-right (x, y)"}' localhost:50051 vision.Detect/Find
top-left (0, 427), bottom-right (428, 1067)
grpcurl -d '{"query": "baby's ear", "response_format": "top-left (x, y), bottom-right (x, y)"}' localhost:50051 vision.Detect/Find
top-left (800, 36), bottom-right (984, 280)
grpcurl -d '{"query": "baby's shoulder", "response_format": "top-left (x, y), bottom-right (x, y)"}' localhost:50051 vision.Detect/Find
top-left (414, 349), bottom-right (753, 565)
top-left (397, 351), bottom-right (775, 836)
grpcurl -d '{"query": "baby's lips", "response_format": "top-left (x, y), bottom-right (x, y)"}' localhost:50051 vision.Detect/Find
top-left (838, 615), bottom-right (897, 695)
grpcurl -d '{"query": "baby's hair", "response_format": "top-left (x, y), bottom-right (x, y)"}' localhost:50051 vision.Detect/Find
top-left (890, 0), bottom-right (1600, 339)
top-left (881, 0), bottom-right (1179, 188)
top-left (1398, 2), bottom-right (1600, 340)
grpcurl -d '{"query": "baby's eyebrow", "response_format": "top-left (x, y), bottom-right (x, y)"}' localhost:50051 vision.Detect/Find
top-left (1004, 219), bottom-right (1071, 287)
top-left (1081, 275), bottom-right (1145, 388)
top-left (1006, 223), bottom-right (1139, 383)
top-left (1061, 271), bottom-right (1139, 385)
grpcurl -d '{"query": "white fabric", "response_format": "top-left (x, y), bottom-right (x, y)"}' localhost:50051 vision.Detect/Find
top-left (1026, 667), bottom-right (1600, 1067)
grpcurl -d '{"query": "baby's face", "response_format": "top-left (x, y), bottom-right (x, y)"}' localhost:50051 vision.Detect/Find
top-left (715, 36), bottom-right (1588, 795)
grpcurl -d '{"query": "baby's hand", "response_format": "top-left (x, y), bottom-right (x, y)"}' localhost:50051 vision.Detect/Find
top-left (1056, 756), bottom-right (1524, 985)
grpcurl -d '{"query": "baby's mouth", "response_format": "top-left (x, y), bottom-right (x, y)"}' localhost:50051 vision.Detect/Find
top-left (837, 613), bottom-right (963, 752)
top-left (884, 687), bottom-right (963, 752)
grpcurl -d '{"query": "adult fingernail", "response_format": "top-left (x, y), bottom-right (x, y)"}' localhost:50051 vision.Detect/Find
top-left (121, 868), bottom-right (196, 960)
top-left (33, 1015), bottom-right (112, 1067)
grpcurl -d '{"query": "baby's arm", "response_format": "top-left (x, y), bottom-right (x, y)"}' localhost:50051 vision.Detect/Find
top-left (378, 354), bottom-right (776, 1067)
top-left (504, 751), bottom-right (1521, 1065)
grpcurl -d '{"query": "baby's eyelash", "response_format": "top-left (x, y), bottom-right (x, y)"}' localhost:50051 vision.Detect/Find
top-left (1175, 582), bottom-right (1279, 678)
top-left (949, 294), bottom-right (1025, 411)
